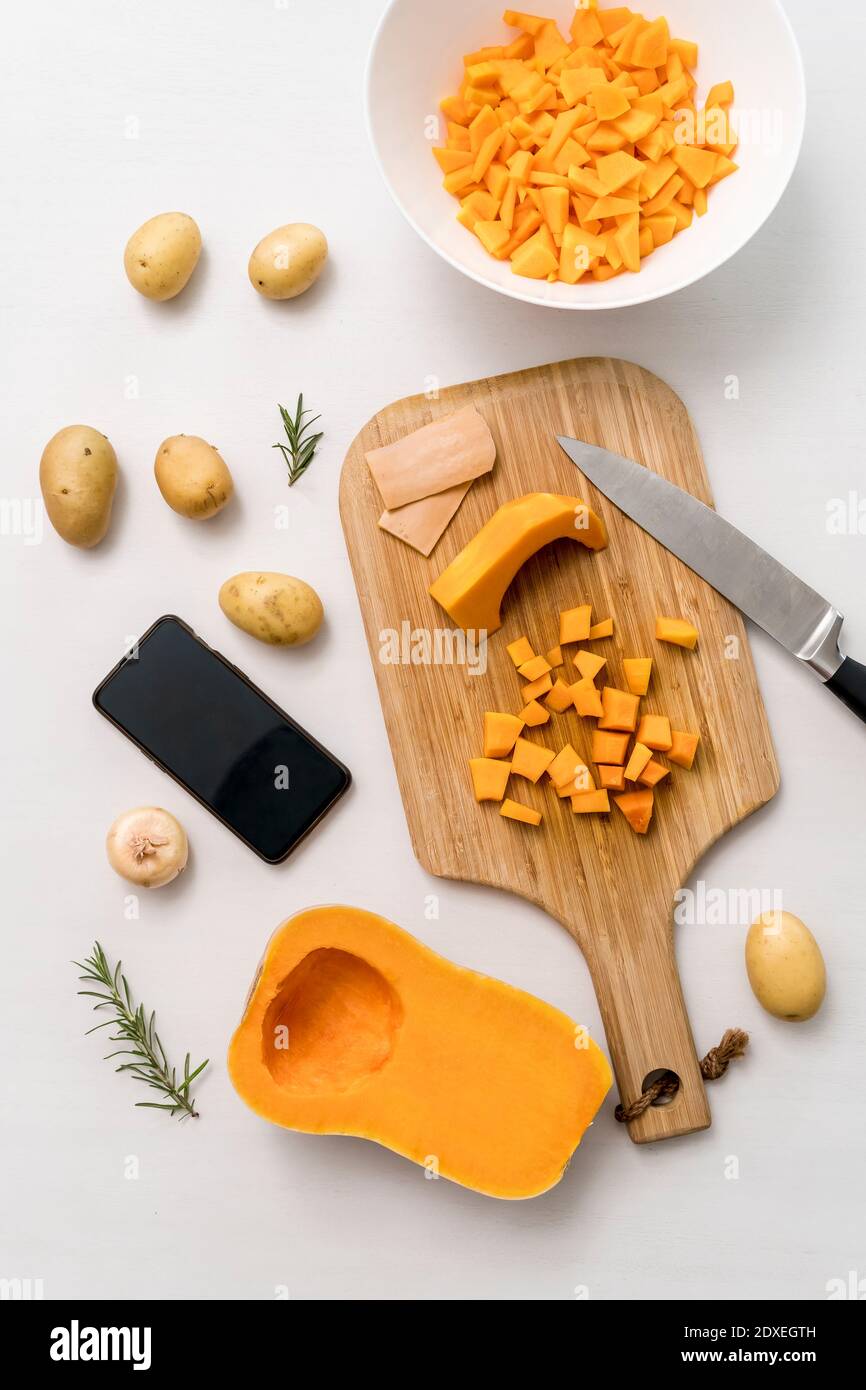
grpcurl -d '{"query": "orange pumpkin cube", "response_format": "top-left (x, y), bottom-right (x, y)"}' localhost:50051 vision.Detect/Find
top-left (469, 758), bottom-right (511, 803)
top-left (591, 729), bottom-right (630, 765)
top-left (545, 645), bottom-right (563, 668)
top-left (511, 737), bottom-right (557, 783)
top-left (522, 672), bottom-right (553, 702)
top-left (519, 698), bottom-right (551, 728)
top-left (483, 711), bottom-right (525, 758)
top-left (574, 649), bottom-right (607, 681)
top-left (548, 744), bottom-right (595, 793)
top-left (656, 616), bottom-right (699, 649)
top-left (500, 797), bottom-right (542, 826)
top-left (571, 789), bottom-right (611, 814)
top-left (560, 604), bottom-right (592, 645)
top-left (506, 635), bottom-right (535, 667)
top-left (597, 764), bottom-right (626, 792)
top-left (635, 714), bottom-right (672, 751)
top-left (572, 677), bottom-right (604, 718)
top-left (588, 618), bottom-right (614, 639)
top-left (598, 686), bottom-right (640, 733)
top-left (638, 759), bottom-right (670, 788)
top-left (614, 789), bottom-right (654, 834)
top-left (668, 729), bottom-right (700, 769)
top-left (624, 741), bottom-right (653, 782)
top-left (622, 657), bottom-right (652, 696)
top-left (518, 654), bottom-right (552, 681)
top-left (545, 678), bottom-right (575, 713)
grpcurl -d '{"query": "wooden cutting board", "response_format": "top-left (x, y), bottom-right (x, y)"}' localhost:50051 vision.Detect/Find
top-left (340, 357), bottom-right (779, 1143)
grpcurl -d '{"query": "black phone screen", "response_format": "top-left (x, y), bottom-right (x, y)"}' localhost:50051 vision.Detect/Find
top-left (93, 616), bottom-right (350, 863)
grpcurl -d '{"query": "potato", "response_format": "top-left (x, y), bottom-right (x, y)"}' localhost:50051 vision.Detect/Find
top-left (746, 911), bottom-right (826, 1022)
top-left (248, 223), bottom-right (328, 300)
top-left (154, 435), bottom-right (233, 520)
top-left (124, 212), bottom-right (202, 301)
top-left (219, 572), bottom-right (324, 646)
top-left (39, 424), bottom-right (118, 548)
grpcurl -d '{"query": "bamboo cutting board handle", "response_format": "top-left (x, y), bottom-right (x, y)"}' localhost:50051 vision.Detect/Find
top-left (573, 893), bottom-right (711, 1143)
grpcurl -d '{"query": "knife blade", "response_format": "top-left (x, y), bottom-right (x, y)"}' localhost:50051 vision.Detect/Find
top-left (557, 435), bottom-right (866, 726)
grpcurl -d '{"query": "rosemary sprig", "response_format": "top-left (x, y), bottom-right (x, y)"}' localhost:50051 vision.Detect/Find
top-left (74, 941), bottom-right (208, 1119)
top-left (272, 394), bottom-right (323, 486)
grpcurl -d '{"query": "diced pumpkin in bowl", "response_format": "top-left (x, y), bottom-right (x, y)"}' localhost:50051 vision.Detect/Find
top-left (668, 729), bottom-right (700, 769)
top-left (624, 742), bottom-right (653, 782)
top-left (519, 698), bottom-right (551, 728)
top-left (560, 604), bottom-right (592, 644)
top-left (572, 677), bottom-right (604, 718)
top-left (591, 729), bottom-right (630, 765)
top-left (522, 671), bottom-right (554, 702)
top-left (469, 758), bottom-right (511, 803)
top-left (597, 764), bottom-right (626, 792)
top-left (656, 616), bottom-right (699, 649)
top-left (506, 635), bottom-right (535, 667)
top-left (511, 737), bottom-right (557, 783)
top-left (598, 686), bottom-right (640, 733)
top-left (623, 657), bottom-right (652, 695)
top-left (571, 789), bottom-right (611, 814)
top-left (574, 649), bottom-right (606, 681)
top-left (483, 711), bottom-right (525, 758)
top-left (638, 759), bottom-right (670, 788)
top-left (545, 678), bottom-right (575, 713)
top-left (636, 713), bottom-right (672, 751)
top-left (518, 654), bottom-right (552, 681)
top-left (501, 797), bottom-right (542, 826)
top-left (614, 789), bottom-right (654, 834)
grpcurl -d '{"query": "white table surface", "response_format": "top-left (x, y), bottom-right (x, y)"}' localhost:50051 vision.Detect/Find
top-left (2, 0), bottom-right (864, 1303)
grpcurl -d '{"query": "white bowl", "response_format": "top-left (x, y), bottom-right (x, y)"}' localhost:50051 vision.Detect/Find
top-left (366, 0), bottom-right (805, 309)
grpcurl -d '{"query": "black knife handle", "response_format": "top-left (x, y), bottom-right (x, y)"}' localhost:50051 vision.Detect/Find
top-left (826, 657), bottom-right (866, 724)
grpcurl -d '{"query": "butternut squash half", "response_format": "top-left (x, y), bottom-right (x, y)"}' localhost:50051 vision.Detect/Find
top-left (429, 493), bottom-right (607, 634)
top-left (228, 905), bottom-right (612, 1200)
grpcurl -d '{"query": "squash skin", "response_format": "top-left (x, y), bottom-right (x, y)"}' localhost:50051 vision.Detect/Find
top-left (429, 493), bottom-right (607, 634)
top-left (228, 905), bottom-right (612, 1200)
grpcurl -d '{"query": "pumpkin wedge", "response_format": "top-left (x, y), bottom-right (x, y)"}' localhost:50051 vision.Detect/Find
top-left (228, 906), bottom-right (612, 1199)
top-left (429, 493), bottom-right (606, 634)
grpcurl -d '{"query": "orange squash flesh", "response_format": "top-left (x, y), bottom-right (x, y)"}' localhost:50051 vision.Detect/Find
top-left (430, 493), bottom-right (607, 634)
top-left (228, 906), bottom-right (612, 1199)
top-left (483, 710), bottom-right (525, 758)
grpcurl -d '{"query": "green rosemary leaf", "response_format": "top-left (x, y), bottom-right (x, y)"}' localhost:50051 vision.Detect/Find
top-left (272, 394), bottom-right (324, 486)
top-left (74, 941), bottom-right (207, 1120)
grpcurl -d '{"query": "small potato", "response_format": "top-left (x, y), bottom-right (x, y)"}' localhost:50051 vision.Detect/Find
top-left (219, 572), bottom-right (324, 646)
top-left (39, 424), bottom-right (118, 548)
top-left (154, 434), bottom-right (233, 519)
top-left (124, 212), bottom-right (202, 301)
top-left (746, 911), bottom-right (826, 1022)
top-left (248, 223), bottom-right (328, 300)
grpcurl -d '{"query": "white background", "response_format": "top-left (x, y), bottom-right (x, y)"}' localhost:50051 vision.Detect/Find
top-left (2, 0), bottom-right (864, 1302)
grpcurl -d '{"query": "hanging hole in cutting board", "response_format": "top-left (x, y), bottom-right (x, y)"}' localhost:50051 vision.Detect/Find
top-left (641, 1068), bottom-right (681, 1106)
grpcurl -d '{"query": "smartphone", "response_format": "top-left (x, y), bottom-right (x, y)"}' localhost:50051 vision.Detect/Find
top-left (93, 615), bottom-right (351, 864)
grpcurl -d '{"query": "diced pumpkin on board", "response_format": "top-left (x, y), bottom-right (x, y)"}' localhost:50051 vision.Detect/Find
top-left (614, 788), bottom-right (655, 834)
top-left (500, 797), bottom-right (543, 826)
top-left (597, 764), bottom-right (626, 792)
top-left (622, 657), bottom-right (652, 695)
top-left (598, 686), bottom-right (640, 733)
top-left (591, 729), bottom-right (630, 765)
top-left (572, 677), bottom-right (605, 718)
top-left (624, 742), bottom-right (653, 782)
top-left (506, 635), bottom-right (536, 667)
top-left (656, 615), bottom-right (699, 649)
top-left (469, 757), bottom-right (511, 803)
top-left (518, 654), bottom-right (553, 681)
top-left (571, 789), bottom-right (611, 814)
top-left (545, 645), bottom-right (563, 668)
top-left (574, 649), bottom-right (607, 681)
top-left (522, 671), bottom-right (554, 702)
top-left (511, 737), bottom-right (557, 783)
top-left (519, 698), bottom-right (551, 728)
top-left (668, 729), bottom-right (700, 769)
top-left (638, 759), bottom-right (670, 788)
top-left (588, 618), bottom-right (614, 639)
top-left (483, 710), bottom-right (525, 758)
top-left (545, 678), bottom-right (576, 713)
top-left (636, 713), bottom-right (672, 751)
top-left (548, 744), bottom-right (589, 792)
top-left (560, 604), bottom-right (593, 644)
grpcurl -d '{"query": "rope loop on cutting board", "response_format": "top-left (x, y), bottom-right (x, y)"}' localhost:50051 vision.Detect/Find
top-left (614, 1028), bottom-right (750, 1124)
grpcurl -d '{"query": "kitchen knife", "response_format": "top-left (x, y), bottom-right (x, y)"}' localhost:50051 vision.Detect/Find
top-left (557, 436), bottom-right (866, 725)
